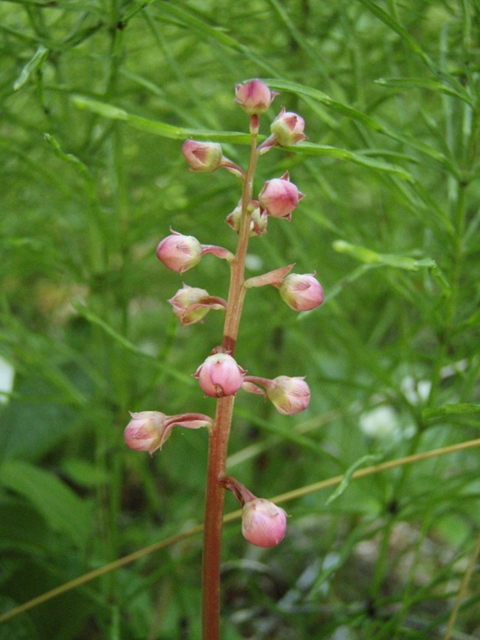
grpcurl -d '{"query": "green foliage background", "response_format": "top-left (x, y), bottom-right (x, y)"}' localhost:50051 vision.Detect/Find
top-left (1, 0), bottom-right (480, 638)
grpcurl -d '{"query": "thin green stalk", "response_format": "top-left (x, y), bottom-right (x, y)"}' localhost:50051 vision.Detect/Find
top-left (201, 125), bottom-right (258, 640)
top-left (369, 515), bottom-right (394, 602)
top-left (444, 533), bottom-right (480, 640)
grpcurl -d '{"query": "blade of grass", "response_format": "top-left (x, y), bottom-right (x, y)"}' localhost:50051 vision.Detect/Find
top-left (13, 44), bottom-right (48, 90)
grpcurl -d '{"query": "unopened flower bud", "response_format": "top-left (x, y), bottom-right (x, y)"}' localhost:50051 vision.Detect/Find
top-left (156, 231), bottom-right (202, 273)
top-left (234, 79), bottom-right (278, 115)
top-left (194, 353), bottom-right (246, 398)
top-left (226, 199), bottom-right (268, 237)
top-left (266, 376), bottom-right (310, 415)
top-left (270, 107), bottom-right (307, 146)
top-left (242, 498), bottom-right (287, 547)
top-left (168, 285), bottom-right (227, 326)
top-left (279, 273), bottom-right (324, 311)
top-left (258, 172), bottom-right (304, 220)
top-left (124, 411), bottom-right (168, 454)
top-left (124, 411), bottom-right (212, 455)
top-left (243, 374), bottom-right (310, 415)
top-left (182, 140), bottom-right (223, 172)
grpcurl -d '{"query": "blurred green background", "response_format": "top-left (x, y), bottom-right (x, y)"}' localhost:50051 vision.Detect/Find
top-left (1, 0), bottom-right (480, 638)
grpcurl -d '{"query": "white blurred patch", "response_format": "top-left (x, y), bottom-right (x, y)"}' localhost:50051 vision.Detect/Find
top-left (359, 405), bottom-right (400, 440)
top-left (244, 253), bottom-right (263, 271)
top-left (401, 375), bottom-right (431, 404)
top-left (0, 357), bottom-right (15, 405)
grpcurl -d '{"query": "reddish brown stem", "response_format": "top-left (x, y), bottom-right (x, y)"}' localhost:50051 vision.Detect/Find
top-left (201, 395), bottom-right (234, 639)
top-left (201, 123), bottom-right (259, 640)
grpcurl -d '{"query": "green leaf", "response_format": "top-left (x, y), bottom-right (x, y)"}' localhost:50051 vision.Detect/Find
top-left (0, 461), bottom-right (92, 549)
top-left (71, 95), bottom-right (252, 143)
top-left (61, 458), bottom-right (109, 489)
top-left (263, 78), bottom-right (458, 175)
top-left (322, 265), bottom-right (375, 305)
top-left (283, 142), bottom-right (414, 182)
top-left (264, 78), bottom-right (385, 132)
top-left (375, 77), bottom-right (473, 106)
top-left (326, 454), bottom-right (383, 505)
top-left (13, 45), bottom-right (49, 91)
top-left (44, 134), bottom-right (89, 174)
top-left (423, 404), bottom-right (480, 422)
top-left (332, 240), bottom-right (451, 294)
top-left (354, 0), bottom-right (433, 68)
top-left (265, 0), bottom-right (329, 77)
top-left (356, 0), bottom-right (469, 100)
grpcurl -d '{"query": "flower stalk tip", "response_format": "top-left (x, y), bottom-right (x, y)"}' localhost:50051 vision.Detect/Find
top-left (234, 79), bottom-right (278, 116)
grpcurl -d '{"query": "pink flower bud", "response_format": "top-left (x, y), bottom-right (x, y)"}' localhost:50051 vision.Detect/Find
top-left (156, 231), bottom-right (202, 273)
top-left (242, 498), bottom-right (287, 547)
top-left (225, 199), bottom-right (268, 237)
top-left (168, 285), bottom-right (227, 326)
top-left (258, 172), bottom-right (304, 220)
top-left (182, 140), bottom-right (223, 172)
top-left (270, 107), bottom-right (307, 146)
top-left (124, 411), bottom-right (212, 455)
top-left (124, 411), bottom-right (168, 454)
top-left (194, 353), bottom-right (246, 398)
top-left (234, 79), bottom-right (278, 115)
top-left (279, 273), bottom-right (324, 311)
top-left (243, 374), bottom-right (310, 415)
top-left (266, 376), bottom-right (311, 415)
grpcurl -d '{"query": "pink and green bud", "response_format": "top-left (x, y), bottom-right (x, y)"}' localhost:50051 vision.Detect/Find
top-left (182, 140), bottom-right (223, 172)
top-left (279, 273), bottom-right (324, 311)
top-left (124, 411), bottom-right (212, 455)
top-left (156, 231), bottom-right (202, 273)
top-left (242, 498), bottom-right (287, 548)
top-left (182, 139), bottom-right (245, 178)
top-left (270, 107), bottom-right (307, 146)
top-left (243, 375), bottom-right (310, 415)
top-left (194, 353), bottom-right (246, 398)
top-left (258, 172), bottom-right (304, 220)
top-left (169, 285), bottom-right (227, 326)
top-left (220, 476), bottom-right (288, 548)
top-left (157, 231), bottom-right (234, 273)
top-left (234, 79), bottom-right (278, 115)
top-left (168, 284), bottom-right (227, 326)
top-left (266, 376), bottom-right (310, 415)
top-left (226, 199), bottom-right (268, 237)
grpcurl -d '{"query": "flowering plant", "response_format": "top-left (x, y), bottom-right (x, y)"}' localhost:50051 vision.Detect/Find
top-left (124, 79), bottom-right (323, 639)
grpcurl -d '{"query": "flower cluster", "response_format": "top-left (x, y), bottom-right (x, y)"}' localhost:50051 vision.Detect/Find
top-left (124, 80), bottom-right (324, 548)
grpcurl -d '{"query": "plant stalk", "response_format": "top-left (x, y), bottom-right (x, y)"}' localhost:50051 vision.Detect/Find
top-left (201, 126), bottom-right (259, 640)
